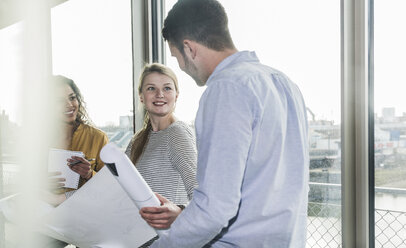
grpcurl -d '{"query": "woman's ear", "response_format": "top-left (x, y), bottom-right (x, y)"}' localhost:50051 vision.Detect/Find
top-left (139, 94), bottom-right (144, 103)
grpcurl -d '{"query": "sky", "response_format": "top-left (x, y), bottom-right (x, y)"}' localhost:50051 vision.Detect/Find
top-left (167, 0), bottom-right (342, 123)
top-left (374, 0), bottom-right (406, 117)
top-left (0, 22), bottom-right (23, 123)
top-left (50, 0), bottom-right (133, 127)
top-left (1, 0), bottom-right (405, 126)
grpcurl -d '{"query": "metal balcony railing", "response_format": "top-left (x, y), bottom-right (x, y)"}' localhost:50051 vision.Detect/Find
top-left (307, 203), bottom-right (406, 248)
top-left (375, 208), bottom-right (406, 248)
top-left (307, 182), bottom-right (406, 248)
top-left (307, 202), bottom-right (341, 248)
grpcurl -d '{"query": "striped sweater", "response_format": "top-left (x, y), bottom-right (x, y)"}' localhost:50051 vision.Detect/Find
top-left (125, 121), bottom-right (197, 205)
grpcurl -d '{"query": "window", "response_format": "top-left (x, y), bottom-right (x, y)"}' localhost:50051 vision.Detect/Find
top-left (164, 1), bottom-right (341, 246)
top-left (51, 0), bottom-right (133, 150)
top-left (0, 21), bottom-right (23, 247)
top-left (0, 18), bottom-right (23, 228)
top-left (0, 22), bottom-right (23, 125)
top-left (164, 0), bottom-right (206, 125)
top-left (374, 1), bottom-right (406, 246)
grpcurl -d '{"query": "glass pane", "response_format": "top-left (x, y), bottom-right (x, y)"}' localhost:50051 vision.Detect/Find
top-left (374, 1), bottom-right (406, 247)
top-left (0, 21), bottom-right (24, 247)
top-left (164, 1), bottom-right (206, 125)
top-left (51, 0), bottom-right (133, 150)
top-left (164, 1), bottom-right (341, 247)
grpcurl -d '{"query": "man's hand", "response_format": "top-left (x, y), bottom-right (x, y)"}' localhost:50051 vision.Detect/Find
top-left (140, 193), bottom-right (183, 229)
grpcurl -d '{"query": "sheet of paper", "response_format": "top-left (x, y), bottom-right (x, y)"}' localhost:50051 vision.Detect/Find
top-left (0, 194), bottom-right (55, 224)
top-left (100, 143), bottom-right (161, 208)
top-left (41, 167), bottom-right (157, 248)
top-left (101, 142), bottom-right (166, 236)
top-left (48, 148), bottom-right (83, 189)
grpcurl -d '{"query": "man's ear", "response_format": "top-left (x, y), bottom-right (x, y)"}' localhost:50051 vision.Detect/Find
top-left (183, 40), bottom-right (197, 60)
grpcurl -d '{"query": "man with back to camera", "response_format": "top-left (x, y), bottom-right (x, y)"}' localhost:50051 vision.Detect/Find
top-left (139, 0), bottom-right (309, 247)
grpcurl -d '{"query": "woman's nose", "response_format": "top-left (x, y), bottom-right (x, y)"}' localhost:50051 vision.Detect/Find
top-left (156, 90), bottom-right (164, 98)
top-left (65, 99), bottom-right (73, 107)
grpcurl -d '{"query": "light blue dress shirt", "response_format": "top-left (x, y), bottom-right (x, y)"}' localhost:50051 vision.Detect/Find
top-left (151, 51), bottom-right (309, 248)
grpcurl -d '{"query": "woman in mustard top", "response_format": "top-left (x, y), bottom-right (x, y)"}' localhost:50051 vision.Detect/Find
top-left (49, 75), bottom-right (108, 202)
top-left (40, 75), bottom-right (108, 248)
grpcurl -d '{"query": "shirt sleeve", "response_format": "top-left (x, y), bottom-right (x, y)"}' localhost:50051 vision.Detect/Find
top-left (152, 81), bottom-right (258, 248)
top-left (167, 124), bottom-right (198, 201)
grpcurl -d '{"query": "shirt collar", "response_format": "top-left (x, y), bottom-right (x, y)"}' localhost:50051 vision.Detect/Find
top-left (206, 51), bottom-right (259, 86)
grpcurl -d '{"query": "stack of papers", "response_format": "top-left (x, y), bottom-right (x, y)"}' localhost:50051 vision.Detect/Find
top-left (48, 148), bottom-right (83, 189)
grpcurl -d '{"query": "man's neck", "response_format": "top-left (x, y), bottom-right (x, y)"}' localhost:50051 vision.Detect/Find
top-left (201, 48), bottom-right (238, 81)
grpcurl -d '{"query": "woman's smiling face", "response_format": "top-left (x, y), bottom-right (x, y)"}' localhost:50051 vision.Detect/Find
top-left (140, 72), bottom-right (178, 118)
top-left (60, 84), bottom-right (79, 124)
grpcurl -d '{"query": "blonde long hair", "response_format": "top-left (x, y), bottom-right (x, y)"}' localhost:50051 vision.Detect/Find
top-left (130, 63), bottom-right (179, 164)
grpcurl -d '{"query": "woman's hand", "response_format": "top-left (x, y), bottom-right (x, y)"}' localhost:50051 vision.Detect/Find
top-left (40, 190), bottom-right (66, 207)
top-left (48, 171), bottom-right (66, 189)
top-left (67, 156), bottom-right (92, 180)
top-left (139, 193), bottom-right (183, 229)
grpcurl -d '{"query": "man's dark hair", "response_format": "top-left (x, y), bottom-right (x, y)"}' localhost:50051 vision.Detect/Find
top-left (162, 0), bottom-right (235, 55)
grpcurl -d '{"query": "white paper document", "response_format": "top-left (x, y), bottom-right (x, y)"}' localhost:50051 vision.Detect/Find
top-left (100, 142), bottom-right (166, 236)
top-left (0, 167), bottom-right (157, 248)
top-left (42, 167), bottom-right (157, 247)
top-left (48, 148), bottom-right (83, 189)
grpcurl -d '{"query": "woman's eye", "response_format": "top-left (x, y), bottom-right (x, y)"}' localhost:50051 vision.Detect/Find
top-left (69, 96), bottom-right (77, 101)
top-left (164, 87), bottom-right (172, 91)
top-left (147, 87), bottom-right (154, 91)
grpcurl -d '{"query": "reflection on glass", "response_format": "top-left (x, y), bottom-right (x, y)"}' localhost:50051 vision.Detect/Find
top-left (374, 2), bottom-right (406, 246)
top-left (165, 0), bottom-right (341, 247)
top-left (0, 20), bottom-right (23, 197)
top-left (51, 0), bottom-right (133, 150)
top-left (0, 21), bottom-right (23, 247)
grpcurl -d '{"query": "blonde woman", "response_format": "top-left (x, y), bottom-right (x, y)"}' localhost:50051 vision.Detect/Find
top-left (125, 63), bottom-right (197, 231)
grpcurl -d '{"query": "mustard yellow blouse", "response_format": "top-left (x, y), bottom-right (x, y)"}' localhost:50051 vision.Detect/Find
top-left (68, 123), bottom-right (109, 189)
